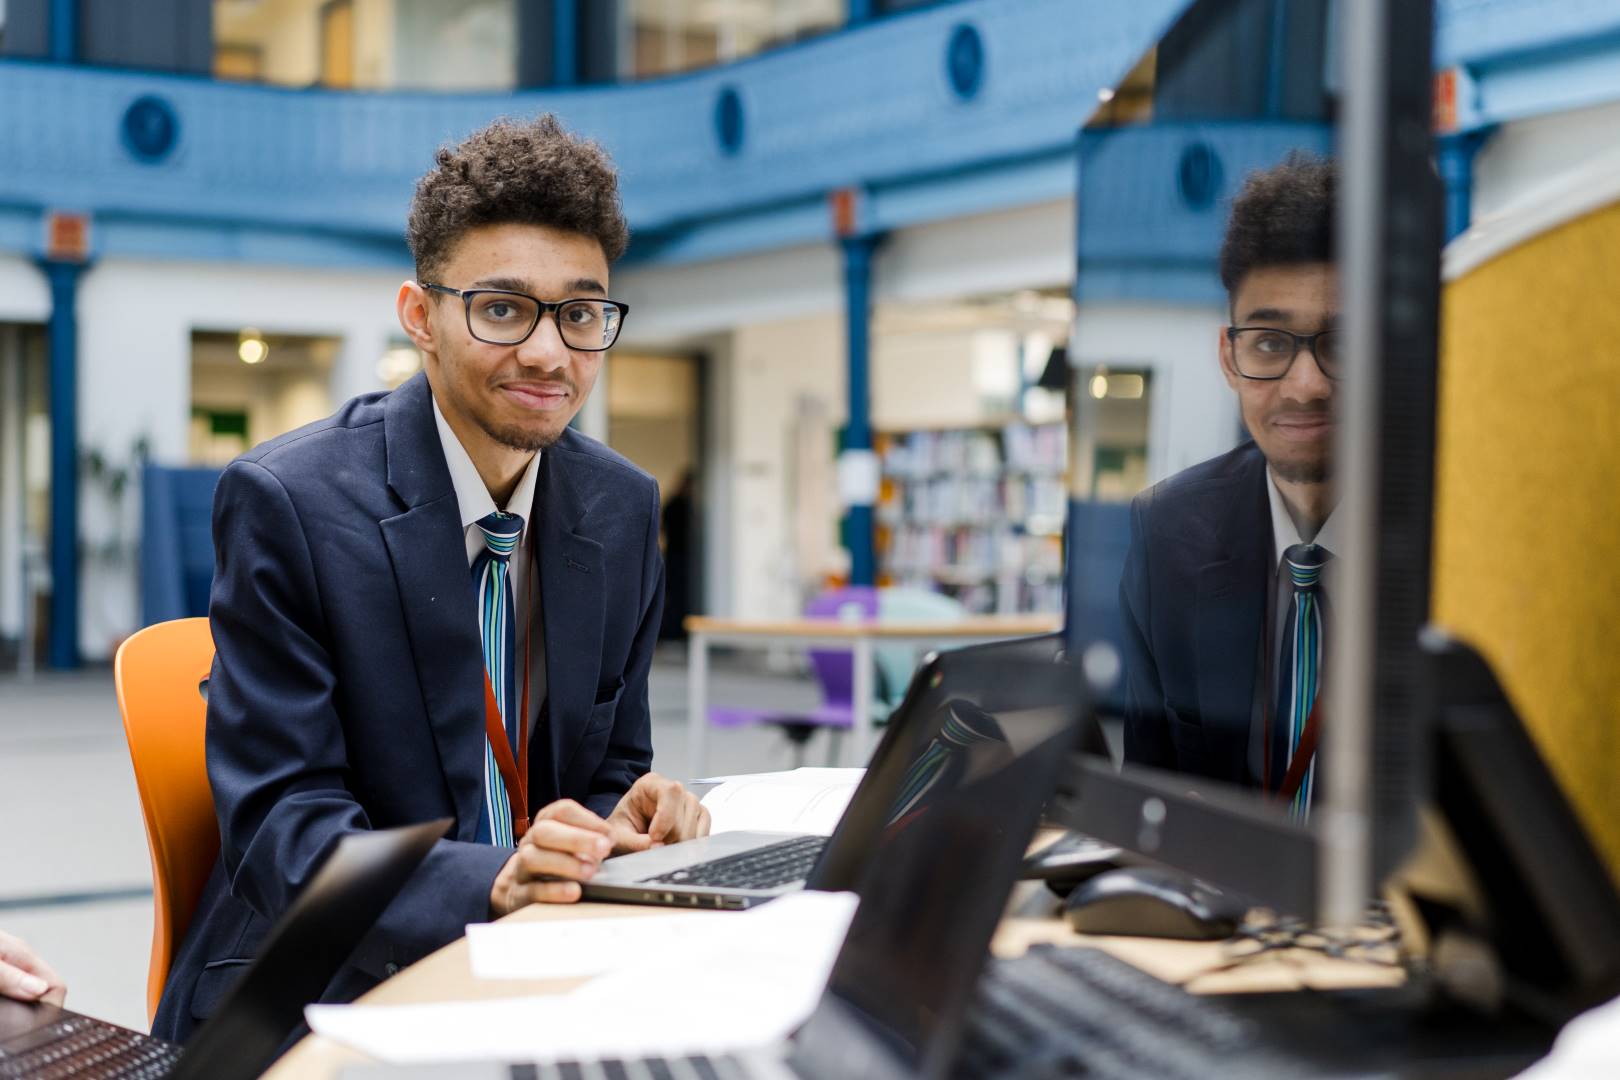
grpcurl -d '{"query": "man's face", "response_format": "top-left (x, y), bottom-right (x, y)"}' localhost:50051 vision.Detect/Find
top-left (417, 222), bottom-right (611, 453)
top-left (1218, 262), bottom-right (1338, 485)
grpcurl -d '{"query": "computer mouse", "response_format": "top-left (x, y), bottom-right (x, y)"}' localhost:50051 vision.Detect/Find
top-left (1021, 830), bottom-right (1126, 897)
top-left (1063, 866), bottom-right (1248, 941)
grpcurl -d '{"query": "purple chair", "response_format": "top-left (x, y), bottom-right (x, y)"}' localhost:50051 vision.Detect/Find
top-left (708, 586), bottom-right (878, 766)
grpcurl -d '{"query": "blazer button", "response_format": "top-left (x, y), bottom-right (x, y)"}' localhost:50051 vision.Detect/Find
top-left (385, 962), bottom-right (400, 977)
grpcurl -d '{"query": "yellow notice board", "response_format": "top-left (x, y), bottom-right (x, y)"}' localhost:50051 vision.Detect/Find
top-left (1435, 196), bottom-right (1620, 882)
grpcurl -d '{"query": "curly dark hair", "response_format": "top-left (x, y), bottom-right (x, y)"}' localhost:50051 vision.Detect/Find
top-left (406, 114), bottom-right (630, 280)
top-left (1218, 153), bottom-right (1336, 299)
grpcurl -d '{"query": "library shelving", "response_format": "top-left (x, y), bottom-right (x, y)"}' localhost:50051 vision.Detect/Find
top-left (875, 422), bottom-right (1067, 615)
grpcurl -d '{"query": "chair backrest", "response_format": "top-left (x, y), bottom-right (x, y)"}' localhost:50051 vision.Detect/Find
top-left (805, 586), bottom-right (879, 707)
top-left (113, 617), bottom-right (219, 1025)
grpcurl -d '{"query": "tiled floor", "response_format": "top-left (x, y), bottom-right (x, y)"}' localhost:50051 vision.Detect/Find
top-left (0, 644), bottom-right (830, 1033)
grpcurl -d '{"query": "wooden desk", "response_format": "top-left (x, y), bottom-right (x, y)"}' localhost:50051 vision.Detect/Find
top-left (267, 881), bottom-right (1402, 1079)
top-left (682, 614), bottom-right (1060, 774)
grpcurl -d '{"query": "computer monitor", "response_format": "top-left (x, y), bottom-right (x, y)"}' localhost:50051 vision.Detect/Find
top-left (1057, 0), bottom-right (1346, 919)
top-left (1055, 0), bottom-right (1620, 1022)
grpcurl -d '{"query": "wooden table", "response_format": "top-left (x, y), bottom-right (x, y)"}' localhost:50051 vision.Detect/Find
top-left (682, 614), bottom-right (1061, 774)
top-left (267, 878), bottom-right (1403, 1078)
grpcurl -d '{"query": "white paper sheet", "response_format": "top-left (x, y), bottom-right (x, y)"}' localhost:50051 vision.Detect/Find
top-left (467, 910), bottom-right (731, 980)
top-left (308, 891), bottom-right (858, 1065)
top-left (699, 767), bottom-right (865, 836)
top-left (1514, 992), bottom-right (1620, 1079)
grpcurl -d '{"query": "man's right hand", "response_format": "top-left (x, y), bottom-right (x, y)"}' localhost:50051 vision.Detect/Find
top-left (488, 799), bottom-right (615, 917)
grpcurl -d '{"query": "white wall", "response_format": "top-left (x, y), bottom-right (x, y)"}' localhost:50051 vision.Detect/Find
top-left (726, 314), bottom-right (845, 620)
top-left (615, 243), bottom-right (843, 347)
top-left (1472, 100), bottom-right (1620, 222)
top-left (75, 257), bottom-right (409, 658)
top-left (1071, 303), bottom-right (1236, 486)
top-left (0, 254), bottom-right (50, 323)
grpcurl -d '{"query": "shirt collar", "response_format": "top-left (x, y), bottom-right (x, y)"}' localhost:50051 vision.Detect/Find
top-left (1266, 467), bottom-right (1342, 567)
top-left (431, 393), bottom-right (541, 531)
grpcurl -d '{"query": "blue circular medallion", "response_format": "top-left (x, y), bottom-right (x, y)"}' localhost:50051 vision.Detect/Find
top-left (715, 86), bottom-right (745, 156)
top-left (1176, 141), bottom-right (1224, 211)
top-left (946, 23), bottom-right (985, 101)
top-left (122, 95), bottom-right (180, 163)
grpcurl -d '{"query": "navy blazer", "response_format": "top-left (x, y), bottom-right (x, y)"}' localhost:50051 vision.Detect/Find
top-left (153, 373), bottom-right (662, 1041)
top-left (1118, 441), bottom-right (1270, 786)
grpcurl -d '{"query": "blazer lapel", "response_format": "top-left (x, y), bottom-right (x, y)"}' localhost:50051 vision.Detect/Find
top-left (1191, 449), bottom-right (1271, 782)
top-left (378, 374), bottom-right (488, 841)
top-left (533, 445), bottom-right (606, 798)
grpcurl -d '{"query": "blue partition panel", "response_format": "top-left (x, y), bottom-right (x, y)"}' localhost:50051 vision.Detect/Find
top-left (141, 464), bottom-right (221, 626)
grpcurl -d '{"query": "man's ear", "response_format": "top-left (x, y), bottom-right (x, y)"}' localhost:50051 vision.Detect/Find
top-left (396, 281), bottom-right (436, 353)
top-left (1217, 326), bottom-right (1241, 391)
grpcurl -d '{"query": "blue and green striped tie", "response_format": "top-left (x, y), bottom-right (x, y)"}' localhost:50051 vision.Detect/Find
top-left (1271, 543), bottom-right (1331, 820)
top-left (472, 511), bottom-right (523, 846)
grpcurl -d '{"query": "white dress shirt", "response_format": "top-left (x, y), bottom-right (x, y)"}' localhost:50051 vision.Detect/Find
top-left (432, 394), bottom-right (547, 737)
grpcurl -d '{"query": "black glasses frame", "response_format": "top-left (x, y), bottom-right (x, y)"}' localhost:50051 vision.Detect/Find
top-left (421, 282), bottom-right (630, 352)
top-left (1225, 326), bottom-right (1341, 381)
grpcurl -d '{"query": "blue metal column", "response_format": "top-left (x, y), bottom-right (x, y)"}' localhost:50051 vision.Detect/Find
top-left (553, 0), bottom-right (579, 87)
top-left (1438, 129), bottom-right (1493, 242)
top-left (41, 260), bottom-right (82, 669)
top-left (847, 0), bottom-right (876, 27)
top-left (48, 0), bottom-right (78, 62)
top-left (841, 234), bottom-right (880, 587)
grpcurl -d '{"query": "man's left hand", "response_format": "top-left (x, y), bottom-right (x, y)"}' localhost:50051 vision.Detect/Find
top-left (606, 773), bottom-right (710, 854)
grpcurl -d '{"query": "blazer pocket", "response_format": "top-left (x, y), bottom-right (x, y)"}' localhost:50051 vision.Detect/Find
top-left (190, 958), bottom-right (253, 1021)
top-left (1166, 706), bottom-right (1207, 769)
top-left (593, 677), bottom-right (626, 708)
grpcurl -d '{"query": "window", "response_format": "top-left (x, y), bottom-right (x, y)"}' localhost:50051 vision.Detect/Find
top-left (628, 0), bottom-right (845, 80)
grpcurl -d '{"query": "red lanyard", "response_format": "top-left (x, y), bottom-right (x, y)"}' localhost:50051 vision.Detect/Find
top-left (481, 561), bottom-right (533, 837)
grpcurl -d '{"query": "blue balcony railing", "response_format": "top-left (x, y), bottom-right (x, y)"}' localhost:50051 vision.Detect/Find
top-left (0, 0), bottom-right (1190, 268)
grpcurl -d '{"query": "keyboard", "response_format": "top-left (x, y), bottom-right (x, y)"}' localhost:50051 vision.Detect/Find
top-left (954, 946), bottom-right (1307, 1080)
top-left (642, 835), bottom-right (827, 891)
top-left (0, 1013), bottom-right (183, 1080)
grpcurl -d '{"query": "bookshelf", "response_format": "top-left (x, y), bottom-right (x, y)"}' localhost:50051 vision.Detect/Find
top-left (875, 422), bottom-right (1067, 615)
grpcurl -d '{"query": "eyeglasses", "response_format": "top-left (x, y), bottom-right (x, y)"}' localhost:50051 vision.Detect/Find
top-left (1225, 327), bottom-right (1341, 381)
top-left (421, 283), bottom-right (629, 352)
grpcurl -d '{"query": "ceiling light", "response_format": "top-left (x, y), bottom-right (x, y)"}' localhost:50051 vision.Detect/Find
top-left (238, 330), bottom-right (268, 365)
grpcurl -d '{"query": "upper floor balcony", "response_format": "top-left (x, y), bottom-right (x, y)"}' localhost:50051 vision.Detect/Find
top-left (0, 0), bottom-right (1614, 272)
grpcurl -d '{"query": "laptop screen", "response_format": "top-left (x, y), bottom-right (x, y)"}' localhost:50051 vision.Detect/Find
top-left (809, 633), bottom-right (1080, 894)
top-left (790, 655), bottom-right (1082, 1080)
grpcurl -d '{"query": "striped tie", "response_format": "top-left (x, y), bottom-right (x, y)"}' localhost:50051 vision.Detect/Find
top-left (472, 511), bottom-right (523, 846)
top-left (1271, 543), bottom-right (1331, 820)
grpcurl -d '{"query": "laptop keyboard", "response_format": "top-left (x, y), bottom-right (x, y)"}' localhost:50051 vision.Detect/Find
top-left (642, 835), bottom-right (827, 891)
top-left (955, 946), bottom-right (1303, 1079)
top-left (0, 1013), bottom-right (183, 1079)
top-left (508, 1055), bottom-right (750, 1079)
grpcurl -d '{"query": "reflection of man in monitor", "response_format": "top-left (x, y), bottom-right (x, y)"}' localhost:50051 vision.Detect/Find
top-left (886, 699), bottom-right (1011, 830)
top-left (1119, 154), bottom-right (1339, 813)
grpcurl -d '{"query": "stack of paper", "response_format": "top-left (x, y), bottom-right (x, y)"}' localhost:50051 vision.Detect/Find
top-left (697, 767), bottom-right (865, 836)
top-left (306, 890), bottom-right (858, 1064)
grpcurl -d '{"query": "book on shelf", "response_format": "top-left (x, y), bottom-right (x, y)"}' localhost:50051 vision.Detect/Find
top-left (874, 422), bottom-right (1068, 616)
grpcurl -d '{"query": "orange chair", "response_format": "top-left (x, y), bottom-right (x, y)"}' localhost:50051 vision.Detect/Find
top-left (113, 617), bottom-right (220, 1026)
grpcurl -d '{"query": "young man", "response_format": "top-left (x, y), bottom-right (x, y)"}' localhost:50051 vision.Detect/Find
top-left (1119, 155), bottom-right (1340, 812)
top-left (155, 116), bottom-right (708, 1040)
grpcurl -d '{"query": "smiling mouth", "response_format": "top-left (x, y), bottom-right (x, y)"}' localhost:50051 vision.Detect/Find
top-left (500, 383), bottom-right (571, 411)
top-left (1272, 415), bottom-right (1334, 440)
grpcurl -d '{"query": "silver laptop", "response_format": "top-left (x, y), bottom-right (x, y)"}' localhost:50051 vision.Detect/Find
top-left (0, 819), bottom-right (448, 1080)
top-left (342, 653), bottom-right (1084, 1080)
top-left (583, 634), bottom-right (1065, 910)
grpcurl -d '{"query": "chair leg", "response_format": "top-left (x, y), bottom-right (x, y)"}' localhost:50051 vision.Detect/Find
top-left (824, 729), bottom-right (845, 767)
